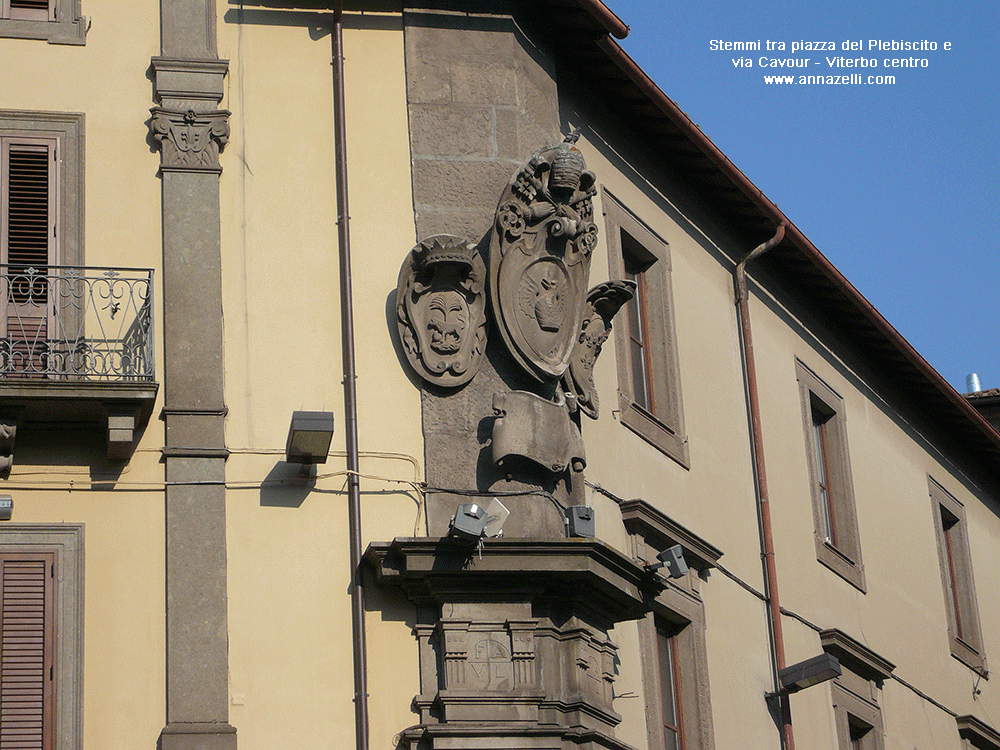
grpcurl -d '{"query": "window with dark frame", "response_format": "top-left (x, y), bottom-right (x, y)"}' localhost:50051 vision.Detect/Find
top-left (796, 359), bottom-right (865, 591)
top-left (849, 716), bottom-right (874, 750)
top-left (656, 619), bottom-right (685, 750)
top-left (603, 189), bottom-right (688, 467)
top-left (811, 399), bottom-right (837, 545)
top-left (930, 477), bottom-right (987, 673)
top-left (622, 499), bottom-right (719, 750)
top-left (822, 629), bottom-right (892, 750)
top-left (623, 236), bottom-right (654, 415)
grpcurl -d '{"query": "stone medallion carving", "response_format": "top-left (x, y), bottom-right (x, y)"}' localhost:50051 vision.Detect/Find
top-left (562, 281), bottom-right (635, 420)
top-left (396, 235), bottom-right (487, 387)
top-left (489, 133), bottom-right (598, 382)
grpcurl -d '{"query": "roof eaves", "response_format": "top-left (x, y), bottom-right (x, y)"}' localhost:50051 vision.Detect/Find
top-left (584, 31), bottom-right (1000, 473)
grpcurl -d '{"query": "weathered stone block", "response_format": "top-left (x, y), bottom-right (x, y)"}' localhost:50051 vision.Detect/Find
top-left (411, 158), bottom-right (515, 216)
top-left (451, 60), bottom-right (519, 106)
top-left (410, 104), bottom-right (495, 158)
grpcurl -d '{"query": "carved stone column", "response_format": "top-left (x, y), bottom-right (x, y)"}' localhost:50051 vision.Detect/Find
top-left (149, 2), bottom-right (235, 748)
top-left (365, 538), bottom-right (652, 750)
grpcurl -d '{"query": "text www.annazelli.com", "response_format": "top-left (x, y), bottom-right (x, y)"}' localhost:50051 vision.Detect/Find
top-left (764, 74), bottom-right (896, 84)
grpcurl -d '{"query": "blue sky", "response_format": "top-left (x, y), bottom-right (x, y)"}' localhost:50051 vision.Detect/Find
top-left (605, 0), bottom-right (999, 392)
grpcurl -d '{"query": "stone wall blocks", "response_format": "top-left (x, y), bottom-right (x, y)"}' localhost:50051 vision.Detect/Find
top-left (412, 159), bottom-right (517, 217)
top-left (451, 61), bottom-right (519, 106)
top-left (405, 57), bottom-right (454, 104)
top-left (411, 105), bottom-right (495, 159)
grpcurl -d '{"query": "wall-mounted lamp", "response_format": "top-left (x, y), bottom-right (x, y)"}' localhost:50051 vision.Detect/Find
top-left (0, 495), bottom-right (11, 521)
top-left (645, 544), bottom-right (688, 579)
top-left (448, 499), bottom-right (509, 544)
top-left (449, 503), bottom-right (488, 543)
top-left (769, 653), bottom-right (842, 697)
top-left (285, 411), bottom-right (335, 478)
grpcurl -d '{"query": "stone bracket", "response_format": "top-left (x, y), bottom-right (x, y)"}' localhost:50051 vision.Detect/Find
top-left (104, 403), bottom-right (142, 461)
top-left (0, 409), bottom-right (22, 477)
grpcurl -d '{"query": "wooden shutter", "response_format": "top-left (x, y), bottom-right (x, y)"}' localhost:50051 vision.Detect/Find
top-left (4, 1), bottom-right (54, 23)
top-left (3, 141), bottom-right (53, 271)
top-left (1, 137), bottom-right (57, 375)
top-left (0, 551), bottom-right (55, 750)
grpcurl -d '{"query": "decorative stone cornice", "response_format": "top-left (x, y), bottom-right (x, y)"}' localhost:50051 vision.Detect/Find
top-left (958, 715), bottom-right (1000, 750)
top-left (364, 537), bottom-right (652, 624)
top-left (819, 628), bottom-right (895, 683)
top-left (149, 107), bottom-right (231, 173)
top-left (151, 57), bottom-right (229, 103)
top-left (619, 498), bottom-right (723, 571)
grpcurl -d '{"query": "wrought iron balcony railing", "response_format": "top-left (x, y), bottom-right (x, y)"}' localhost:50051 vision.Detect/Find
top-left (0, 265), bottom-right (155, 382)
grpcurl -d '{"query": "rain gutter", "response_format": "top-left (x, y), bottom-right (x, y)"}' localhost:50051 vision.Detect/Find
top-left (332, 3), bottom-right (370, 750)
top-left (735, 223), bottom-right (794, 749)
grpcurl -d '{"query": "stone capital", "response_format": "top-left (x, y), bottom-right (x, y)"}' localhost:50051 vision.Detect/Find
top-left (149, 107), bottom-right (231, 173)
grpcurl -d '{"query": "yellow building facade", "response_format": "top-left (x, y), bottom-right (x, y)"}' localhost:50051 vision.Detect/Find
top-left (0, 2), bottom-right (998, 750)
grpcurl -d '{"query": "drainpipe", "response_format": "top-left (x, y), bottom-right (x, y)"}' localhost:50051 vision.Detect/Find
top-left (332, 4), bottom-right (370, 750)
top-left (734, 222), bottom-right (793, 750)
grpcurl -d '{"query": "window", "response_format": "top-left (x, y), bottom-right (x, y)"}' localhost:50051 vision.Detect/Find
top-left (0, 525), bottom-right (83, 750)
top-left (0, 0), bottom-right (86, 44)
top-left (621, 499), bottom-right (719, 750)
top-left (655, 619), bottom-right (684, 750)
top-left (0, 112), bottom-right (83, 267)
top-left (0, 112), bottom-right (83, 378)
top-left (796, 359), bottom-right (865, 591)
top-left (930, 477), bottom-right (987, 673)
top-left (0, 550), bottom-right (55, 745)
top-left (603, 189), bottom-right (687, 467)
top-left (820, 629), bottom-right (892, 750)
top-left (956, 715), bottom-right (1000, 750)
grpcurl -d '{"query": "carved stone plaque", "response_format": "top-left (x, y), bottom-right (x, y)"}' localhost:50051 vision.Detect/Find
top-left (467, 637), bottom-right (513, 691)
top-left (489, 134), bottom-right (598, 382)
top-left (396, 235), bottom-right (488, 387)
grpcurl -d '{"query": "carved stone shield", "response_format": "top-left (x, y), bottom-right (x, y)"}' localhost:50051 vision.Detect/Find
top-left (489, 134), bottom-right (598, 382)
top-left (396, 235), bottom-right (487, 388)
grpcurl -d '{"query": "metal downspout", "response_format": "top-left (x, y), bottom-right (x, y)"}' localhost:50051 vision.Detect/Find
top-left (734, 223), bottom-right (793, 750)
top-left (332, 4), bottom-right (370, 750)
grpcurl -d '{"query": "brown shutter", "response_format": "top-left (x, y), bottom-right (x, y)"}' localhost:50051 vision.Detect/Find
top-left (0, 552), bottom-right (55, 750)
top-left (6, 1), bottom-right (54, 22)
top-left (1, 139), bottom-right (56, 376)
top-left (5, 144), bottom-right (52, 272)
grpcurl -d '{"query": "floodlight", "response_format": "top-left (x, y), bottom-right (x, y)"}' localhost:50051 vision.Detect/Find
top-left (285, 411), bottom-right (335, 477)
top-left (773, 653), bottom-right (842, 696)
top-left (645, 544), bottom-right (688, 579)
top-left (449, 503), bottom-right (488, 543)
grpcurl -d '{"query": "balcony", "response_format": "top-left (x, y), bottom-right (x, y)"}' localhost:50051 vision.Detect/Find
top-left (0, 266), bottom-right (159, 463)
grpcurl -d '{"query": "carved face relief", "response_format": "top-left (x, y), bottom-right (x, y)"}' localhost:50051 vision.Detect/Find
top-left (426, 291), bottom-right (469, 354)
top-left (490, 133), bottom-right (598, 382)
top-left (397, 235), bottom-right (487, 388)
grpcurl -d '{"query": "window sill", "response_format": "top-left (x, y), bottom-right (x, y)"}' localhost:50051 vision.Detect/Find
top-left (950, 635), bottom-right (988, 676)
top-left (619, 399), bottom-right (689, 469)
top-left (816, 538), bottom-right (867, 593)
top-left (0, 16), bottom-right (87, 45)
